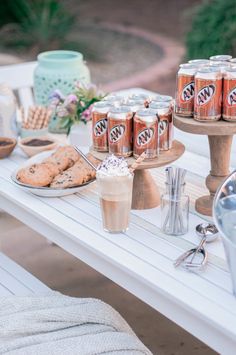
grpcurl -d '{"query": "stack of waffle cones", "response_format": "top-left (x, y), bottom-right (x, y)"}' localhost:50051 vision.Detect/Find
top-left (21, 106), bottom-right (52, 130)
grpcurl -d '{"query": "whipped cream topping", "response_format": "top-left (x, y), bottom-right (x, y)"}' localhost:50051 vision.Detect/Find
top-left (97, 155), bottom-right (131, 176)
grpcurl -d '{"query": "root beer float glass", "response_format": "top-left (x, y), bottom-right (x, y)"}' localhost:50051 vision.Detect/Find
top-left (223, 66), bottom-right (236, 121)
top-left (133, 108), bottom-right (159, 159)
top-left (194, 66), bottom-right (222, 122)
top-left (175, 63), bottom-right (198, 117)
top-left (108, 106), bottom-right (133, 157)
top-left (96, 155), bottom-right (133, 233)
top-left (149, 102), bottom-right (173, 151)
top-left (92, 102), bottom-right (112, 152)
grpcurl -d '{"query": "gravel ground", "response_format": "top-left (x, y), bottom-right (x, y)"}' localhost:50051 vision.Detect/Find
top-left (71, 23), bottom-right (164, 85)
top-left (69, 0), bottom-right (201, 40)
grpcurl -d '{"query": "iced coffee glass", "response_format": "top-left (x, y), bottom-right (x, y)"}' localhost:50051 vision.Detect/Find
top-left (96, 155), bottom-right (133, 233)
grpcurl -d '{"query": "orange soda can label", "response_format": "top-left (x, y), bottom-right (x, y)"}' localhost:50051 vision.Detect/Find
top-left (92, 112), bottom-right (108, 151)
top-left (223, 78), bottom-right (236, 120)
top-left (175, 74), bottom-right (195, 116)
top-left (194, 78), bottom-right (222, 120)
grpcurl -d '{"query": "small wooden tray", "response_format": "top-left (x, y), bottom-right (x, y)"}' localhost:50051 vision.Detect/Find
top-left (90, 140), bottom-right (185, 210)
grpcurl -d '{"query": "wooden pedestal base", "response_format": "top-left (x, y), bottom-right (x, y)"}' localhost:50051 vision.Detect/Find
top-left (132, 170), bottom-right (160, 209)
top-left (174, 114), bottom-right (236, 216)
top-left (195, 135), bottom-right (233, 216)
top-left (195, 195), bottom-right (214, 217)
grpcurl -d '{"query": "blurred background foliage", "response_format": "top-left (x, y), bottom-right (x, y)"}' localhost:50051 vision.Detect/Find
top-left (186, 0), bottom-right (236, 59)
top-left (1, 0), bottom-right (236, 60)
top-left (0, 0), bottom-right (77, 54)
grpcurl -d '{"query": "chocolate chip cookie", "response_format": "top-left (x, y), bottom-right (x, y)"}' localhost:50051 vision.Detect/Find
top-left (52, 146), bottom-right (80, 167)
top-left (17, 164), bottom-right (54, 187)
top-left (50, 162), bottom-right (87, 188)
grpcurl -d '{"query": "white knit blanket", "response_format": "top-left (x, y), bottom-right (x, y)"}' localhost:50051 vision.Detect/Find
top-left (0, 292), bottom-right (152, 355)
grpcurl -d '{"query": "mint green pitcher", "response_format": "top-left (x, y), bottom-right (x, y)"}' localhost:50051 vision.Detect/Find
top-left (34, 50), bottom-right (91, 133)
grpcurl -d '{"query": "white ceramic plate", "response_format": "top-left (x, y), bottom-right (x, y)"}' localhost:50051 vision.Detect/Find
top-left (11, 150), bottom-right (95, 197)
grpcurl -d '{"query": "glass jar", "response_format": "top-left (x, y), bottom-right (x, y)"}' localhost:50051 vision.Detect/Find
top-left (161, 183), bottom-right (189, 236)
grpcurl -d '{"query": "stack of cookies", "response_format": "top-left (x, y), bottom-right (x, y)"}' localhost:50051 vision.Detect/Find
top-left (17, 146), bottom-right (100, 188)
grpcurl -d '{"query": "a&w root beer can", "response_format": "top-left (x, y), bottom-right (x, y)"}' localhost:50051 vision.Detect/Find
top-left (122, 99), bottom-right (144, 115)
top-left (223, 66), bottom-right (236, 121)
top-left (194, 66), bottom-right (222, 121)
top-left (150, 95), bottom-right (173, 109)
top-left (209, 55), bottom-right (232, 62)
top-left (188, 59), bottom-right (210, 66)
top-left (175, 63), bottom-right (197, 117)
top-left (108, 107), bottom-right (133, 157)
top-left (103, 94), bottom-right (124, 106)
top-left (133, 108), bottom-right (158, 159)
top-left (129, 93), bottom-right (150, 107)
top-left (92, 102), bottom-right (112, 152)
top-left (149, 102), bottom-right (173, 151)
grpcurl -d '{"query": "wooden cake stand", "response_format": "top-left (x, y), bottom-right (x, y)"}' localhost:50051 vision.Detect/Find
top-left (90, 140), bottom-right (185, 210)
top-left (174, 114), bottom-right (236, 216)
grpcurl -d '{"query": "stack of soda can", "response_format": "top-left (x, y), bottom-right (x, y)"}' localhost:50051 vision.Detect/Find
top-left (92, 93), bottom-right (173, 159)
top-left (175, 54), bottom-right (236, 122)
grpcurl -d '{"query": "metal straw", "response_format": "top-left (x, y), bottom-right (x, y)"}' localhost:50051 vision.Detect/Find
top-left (162, 166), bottom-right (187, 235)
top-left (74, 146), bottom-right (98, 171)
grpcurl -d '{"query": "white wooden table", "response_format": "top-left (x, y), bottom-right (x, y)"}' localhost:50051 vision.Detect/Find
top-left (0, 145), bottom-right (236, 355)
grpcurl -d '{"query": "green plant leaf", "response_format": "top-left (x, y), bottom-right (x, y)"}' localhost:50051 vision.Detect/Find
top-left (186, 0), bottom-right (236, 59)
top-left (60, 117), bottom-right (72, 128)
top-left (1, 0), bottom-right (75, 51)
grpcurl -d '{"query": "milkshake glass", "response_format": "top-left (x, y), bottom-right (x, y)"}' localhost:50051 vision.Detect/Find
top-left (96, 155), bottom-right (133, 233)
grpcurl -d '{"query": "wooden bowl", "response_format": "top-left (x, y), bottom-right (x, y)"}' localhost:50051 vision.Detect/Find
top-left (0, 137), bottom-right (17, 159)
top-left (18, 136), bottom-right (58, 157)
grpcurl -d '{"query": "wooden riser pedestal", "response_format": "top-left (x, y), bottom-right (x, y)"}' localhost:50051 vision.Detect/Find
top-left (174, 115), bottom-right (236, 216)
top-left (90, 140), bottom-right (185, 210)
top-left (132, 170), bottom-right (160, 209)
top-left (195, 135), bottom-right (232, 216)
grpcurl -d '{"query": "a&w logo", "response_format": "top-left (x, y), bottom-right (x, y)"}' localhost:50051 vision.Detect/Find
top-left (159, 120), bottom-right (168, 136)
top-left (227, 87), bottom-right (236, 106)
top-left (181, 82), bottom-right (194, 102)
top-left (197, 85), bottom-right (215, 105)
top-left (137, 128), bottom-right (154, 146)
top-left (94, 118), bottom-right (107, 137)
top-left (110, 124), bottom-right (125, 143)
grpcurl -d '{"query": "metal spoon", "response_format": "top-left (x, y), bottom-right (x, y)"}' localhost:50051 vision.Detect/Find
top-left (174, 223), bottom-right (219, 270)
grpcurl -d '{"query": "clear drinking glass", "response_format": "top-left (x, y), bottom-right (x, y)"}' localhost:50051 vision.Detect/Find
top-left (96, 173), bottom-right (134, 233)
top-left (161, 183), bottom-right (189, 236)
